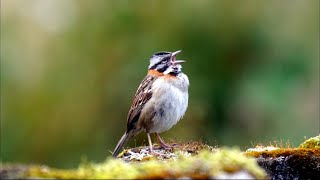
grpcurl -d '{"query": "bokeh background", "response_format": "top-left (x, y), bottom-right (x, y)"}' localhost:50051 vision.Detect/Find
top-left (1, 0), bottom-right (319, 168)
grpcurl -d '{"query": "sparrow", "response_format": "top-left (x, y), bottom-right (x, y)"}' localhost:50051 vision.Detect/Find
top-left (112, 50), bottom-right (189, 157)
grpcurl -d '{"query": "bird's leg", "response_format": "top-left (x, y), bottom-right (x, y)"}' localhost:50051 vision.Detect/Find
top-left (147, 132), bottom-right (161, 156)
top-left (155, 133), bottom-right (177, 150)
top-left (147, 132), bottom-right (153, 152)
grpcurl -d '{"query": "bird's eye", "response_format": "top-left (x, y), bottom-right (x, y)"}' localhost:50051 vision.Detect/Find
top-left (161, 56), bottom-right (170, 62)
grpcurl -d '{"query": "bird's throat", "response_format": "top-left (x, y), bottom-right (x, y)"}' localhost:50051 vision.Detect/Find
top-left (148, 69), bottom-right (164, 76)
top-left (148, 70), bottom-right (177, 79)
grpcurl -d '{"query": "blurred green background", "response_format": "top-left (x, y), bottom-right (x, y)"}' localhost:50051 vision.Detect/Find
top-left (1, 0), bottom-right (319, 168)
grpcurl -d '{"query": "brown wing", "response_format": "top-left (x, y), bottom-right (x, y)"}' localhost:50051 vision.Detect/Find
top-left (126, 75), bottom-right (157, 131)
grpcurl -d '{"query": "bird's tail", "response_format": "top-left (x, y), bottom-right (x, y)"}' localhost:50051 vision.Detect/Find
top-left (112, 132), bottom-right (132, 157)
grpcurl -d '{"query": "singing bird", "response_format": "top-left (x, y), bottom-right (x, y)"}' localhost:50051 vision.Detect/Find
top-left (112, 50), bottom-right (189, 157)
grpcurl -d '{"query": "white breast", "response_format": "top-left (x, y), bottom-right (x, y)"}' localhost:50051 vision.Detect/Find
top-left (145, 73), bottom-right (189, 133)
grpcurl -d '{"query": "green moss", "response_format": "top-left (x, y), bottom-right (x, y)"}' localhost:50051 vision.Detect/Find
top-left (245, 147), bottom-right (320, 158)
top-left (1, 147), bottom-right (266, 179)
top-left (85, 148), bottom-right (266, 179)
top-left (28, 166), bottom-right (87, 179)
top-left (299, 135), bottom-right (320, 149)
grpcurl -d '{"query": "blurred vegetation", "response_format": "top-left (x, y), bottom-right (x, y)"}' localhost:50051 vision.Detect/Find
top-left (1, 0), bottom-right (319, 168)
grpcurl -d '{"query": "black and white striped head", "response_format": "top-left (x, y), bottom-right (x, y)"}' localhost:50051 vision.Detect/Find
top-left (148, 50), bottom-right (185, 75)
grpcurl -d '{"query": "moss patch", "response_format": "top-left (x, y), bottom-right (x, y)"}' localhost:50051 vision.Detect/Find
top-left (1, 146), bottom-right (266, 179)
top-left (299, 135), bottom-right (320, 149)
top-left (245, 147), bottom-right (320, 158)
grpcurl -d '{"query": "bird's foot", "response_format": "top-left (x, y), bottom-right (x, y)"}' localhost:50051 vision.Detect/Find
top-left (155, 133), bottom-right (178, 151)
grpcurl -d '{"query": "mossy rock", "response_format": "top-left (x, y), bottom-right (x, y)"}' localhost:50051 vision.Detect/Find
top-left (244, 135), bottom-right (320, 179)
top-left (2, 136), bottom-right (320, 179)
top-left (0, 143), bottom-right (266, 179)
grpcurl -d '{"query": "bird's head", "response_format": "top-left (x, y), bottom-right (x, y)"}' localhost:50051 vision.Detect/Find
top-left (148, 50), bottom-right (185, 75)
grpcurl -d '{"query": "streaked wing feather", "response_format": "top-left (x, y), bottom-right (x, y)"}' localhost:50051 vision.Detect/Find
top-left (126, 75), bottom-right (157, 130)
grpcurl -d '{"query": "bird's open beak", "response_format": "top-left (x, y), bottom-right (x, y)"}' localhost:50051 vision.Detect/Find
top-left (173, 60), bottom-right (186, 65)
top-left (171, 50), bottom-right (186, 64)
top-left (172, 50), bottom-right (182, 57)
